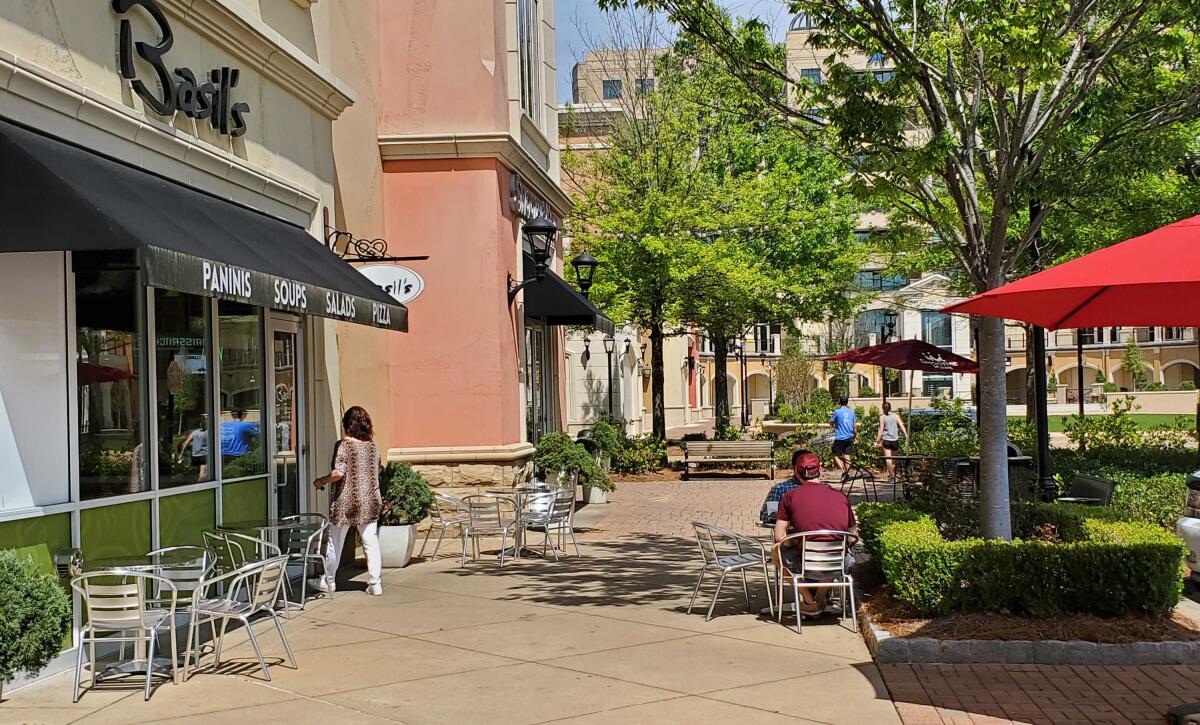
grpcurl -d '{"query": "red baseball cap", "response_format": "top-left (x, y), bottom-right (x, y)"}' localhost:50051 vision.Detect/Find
top-left (791, 451), bottom-right (821, 479)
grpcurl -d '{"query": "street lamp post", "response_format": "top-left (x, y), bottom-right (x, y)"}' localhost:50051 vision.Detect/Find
top-left (760, 351), bottom-right (774, 417)
top-left (603, 334), bottom-right (616, 419)
top-left (880, 311), bottom-right (898, 406)
top-left (736, 339), bottom-right (749, 428)
top-left (570, 252), bottom-right (599, 297)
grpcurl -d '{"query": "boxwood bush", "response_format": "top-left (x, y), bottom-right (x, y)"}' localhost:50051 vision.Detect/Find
top-left (0, 550), bottom-right (72, 686)
top-left (857, 502), bottom-right (1185, 618)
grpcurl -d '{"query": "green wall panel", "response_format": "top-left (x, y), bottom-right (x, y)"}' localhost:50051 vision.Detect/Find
top-left (223, 477), bottom-right (268, 523)
top-left (80, 500), bottom-right (151, 560)
top-left (0, 513), bottom-right (71, 578)
top-left (159, 489), bottom-right (216, 547)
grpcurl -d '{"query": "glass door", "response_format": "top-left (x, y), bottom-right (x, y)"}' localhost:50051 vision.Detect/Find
top-left (525, 325), bottom-right (548, 442)
top-left (270, 318), bottom-right (305, 520)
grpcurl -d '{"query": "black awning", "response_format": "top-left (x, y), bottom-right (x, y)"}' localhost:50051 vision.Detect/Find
top-left (522, 255), bottom-right (614, 334)
top-left (0, 118), bottom-right (406, 331)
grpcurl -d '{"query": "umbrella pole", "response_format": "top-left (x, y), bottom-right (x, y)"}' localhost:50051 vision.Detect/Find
top-left (906, 370), bottom-right (914, 430)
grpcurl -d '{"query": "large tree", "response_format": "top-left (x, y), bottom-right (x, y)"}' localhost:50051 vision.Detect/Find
top-left (566, 19), bottom-right (862, 438)
top-left (599, 0), bottom-right (1200, 538)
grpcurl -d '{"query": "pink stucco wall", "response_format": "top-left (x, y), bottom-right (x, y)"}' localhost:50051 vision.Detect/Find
top-left (381, 157), bottom-right (524, 447)
top-left (377, 0), bottom-right (509, 135)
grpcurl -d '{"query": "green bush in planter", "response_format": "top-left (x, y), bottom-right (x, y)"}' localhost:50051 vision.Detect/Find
top-left (0, 550), bottom-right (71, 686)
top-left (533, 433), bottom-right (616, 491)
top-left (1181, 380), bottom-right (1197, 391)
top-left (861, 502), bottom-right (1185, 617)
top-left (379, 463), bottom-right (435, 526)
top-left (589, 420), bottom-right (622, 461)
top-left (613, 434), bottom-right (666, 474)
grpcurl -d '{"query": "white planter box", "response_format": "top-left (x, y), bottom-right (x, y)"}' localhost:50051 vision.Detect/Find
top-left (378, 524), bottom-right (417, 568)
top-left (584, 486), bottom-right (608, 504)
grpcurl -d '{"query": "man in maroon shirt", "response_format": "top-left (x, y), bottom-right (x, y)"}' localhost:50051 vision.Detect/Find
top-left (773, 451), bottom-right (857, 615)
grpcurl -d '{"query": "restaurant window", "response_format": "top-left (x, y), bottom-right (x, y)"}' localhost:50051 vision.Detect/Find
top-left (854, 309), bottom-right (894, 347)
top-left (921, 310), bottom-right (953, 349)
top-left (75, 251), bottom-right (145, 500)
top-left (517, 0), bottom-right (541, 121)
top-left (635, 77), bottom-right (655, 95)
top-left (218, 301), bottom-right (265, 478)
top-left (154, 290), bottom-right (212, 487)
top-left (1078, 327), bottom-right (1101, 345)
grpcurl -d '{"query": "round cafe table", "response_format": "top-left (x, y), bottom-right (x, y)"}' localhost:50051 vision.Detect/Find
top-left (485, 486), bottom-right (556, 558)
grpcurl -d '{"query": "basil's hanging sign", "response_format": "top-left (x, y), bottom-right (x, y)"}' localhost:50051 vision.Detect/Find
top-left (112, 0), bottom-right (250, 137)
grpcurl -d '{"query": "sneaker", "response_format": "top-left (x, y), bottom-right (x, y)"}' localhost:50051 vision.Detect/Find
top-left (366, 582), bottom-right (383, 596)
top-left (308, 577), bottom-right (335, 594)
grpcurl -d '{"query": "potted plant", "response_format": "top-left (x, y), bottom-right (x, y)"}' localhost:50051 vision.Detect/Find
top-left (0, 550), bottom-right (71, 700)
top-left (589, 419), bottom-right (622, 473)
top-left (579, 456), bottom-right (616, 504)
top-left (377, 463), bottom-right (435, 568)
top-left (533, 432), bottom-right (582, 485)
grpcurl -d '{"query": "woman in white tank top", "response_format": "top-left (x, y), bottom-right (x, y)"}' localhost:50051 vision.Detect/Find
top-left (875, 401), bottom-right (909, 482)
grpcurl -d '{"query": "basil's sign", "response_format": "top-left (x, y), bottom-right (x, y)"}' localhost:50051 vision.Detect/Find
top-left (113, 0), bottom-right (250, 137)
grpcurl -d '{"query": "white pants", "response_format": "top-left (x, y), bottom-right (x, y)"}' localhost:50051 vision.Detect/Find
top-left (323, 521), bottom-right (381, 586)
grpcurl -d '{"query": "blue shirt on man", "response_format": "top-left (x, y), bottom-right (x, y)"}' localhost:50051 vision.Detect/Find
top-left (221, 420), bottom-right (260, 457)
top-left (831, 406), bottom-right (857, 441)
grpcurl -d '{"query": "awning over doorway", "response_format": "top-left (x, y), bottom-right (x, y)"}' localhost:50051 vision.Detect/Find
top-left (0, 118), bottom-right (406, 331)
top-left (522, 255), bottom-right (614, 334)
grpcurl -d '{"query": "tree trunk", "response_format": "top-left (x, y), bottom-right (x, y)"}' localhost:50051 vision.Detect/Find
top-left (977, 317), bottom-right (1013, 540)
top-left (713, 335), bottom-right (731, 430)
top-left (650, 306), bottom-right (666, 440)
top-left (1024, 324), bottom-right (1038, 425)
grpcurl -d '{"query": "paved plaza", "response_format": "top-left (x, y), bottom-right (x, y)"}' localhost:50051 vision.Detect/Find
top-left (5, 479), bottom-right (1200, 724)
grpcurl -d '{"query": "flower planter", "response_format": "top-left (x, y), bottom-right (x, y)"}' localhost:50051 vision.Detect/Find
top-left (584, 485), bottom-right (608, 504)
top-left (378, 523), bottom-right (417, 568)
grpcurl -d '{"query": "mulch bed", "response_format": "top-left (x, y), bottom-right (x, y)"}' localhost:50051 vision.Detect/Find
top-left (860, 583), bottom-right (1200, 643)
top-left (610, 468), bottom-right (776, 483)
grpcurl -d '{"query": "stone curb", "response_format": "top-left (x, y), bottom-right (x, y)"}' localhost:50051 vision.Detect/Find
top-left (863, 619), bottom-right (1200, 664)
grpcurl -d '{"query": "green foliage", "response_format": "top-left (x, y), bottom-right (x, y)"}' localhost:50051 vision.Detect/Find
top-left (0, 550), bottom-right (71, 683)
top-left (1181, 381), bottom-right (1197, 391)
top-left (533, 433), bottom-right (616, 491)
top-left (859, 385), bottom-right (877, 397)
top-left (713, 423), bottom-right (741, 441)
top-left (1109, 473), bottom-right (1187, 529)
top-left (1145, 382), bottom-right (1168, 392)
top-left (379, 463), bottom-right (435, 526)
top-left (589, 420), bottom-right (623, 461)
top-left (1104, 382), bottom-right (1120, 393)
top-left (775, 386), bottom-right (835, 424)
top-left (1046, 375), bottom-right (1058, 393)
top-left (1096, 368), bottom-right (1108, 384)
top-left (906, 397), bottom-right (978, 459)
top-left (860, 502), bottom-right (1185, 617)
top-left (1121, 339), bottom-right (1150, 391)
top-left (1062, 397), bottom-right (1141, 448)
top-left (612, 434), bottom-right (667, 475)
top-left (1007, 418), bottom-right (1037, 456)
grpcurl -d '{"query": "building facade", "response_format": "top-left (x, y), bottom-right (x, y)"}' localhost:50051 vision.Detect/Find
top-left (0, 0), bottom-right (421, 681)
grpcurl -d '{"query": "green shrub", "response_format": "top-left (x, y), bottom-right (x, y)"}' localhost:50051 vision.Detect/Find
top-left (0, 550), bottom-right (71, 684)
top-left (713, 423), bottom-right (741, 441)
top-left (613, 434), bottom-right (666, 475)
top-left (533, 432), bottom-right (590, 477)
top-left (379, 463), bottom-right (435, 526)
top-left (1103, 382), bottom-right (1119, 393)
top-left (589, 419), bottom-right (623, 460)
top-left (859, 385), bottom-right (877, 397)
top-left (1181, 380), bottom-right (1197, 391)
top-left (1062, 397), bottom-right (1141, 448)
top-left (1109, 472), bottom-right (1186, 529)
top-left (1145, 382), bottom-right (1168, 392)
top-left (864, 502), bottom-right (1185, 617)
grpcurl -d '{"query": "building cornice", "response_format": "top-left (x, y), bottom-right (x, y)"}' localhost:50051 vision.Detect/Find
top-left (378, 131), bottom-right (573, 215)
top-left (386, 442), bottom-right (536, 464)
top-left (0, 48), bottom-right (321, 219)
top-left (158, 0), bottom-right (355, 120)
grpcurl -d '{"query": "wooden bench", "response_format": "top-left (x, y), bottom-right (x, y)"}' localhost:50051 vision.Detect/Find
top-left (682, 440), bottom-right (775, 480)
top-left (1056, 473), bottom-right (1116, 506)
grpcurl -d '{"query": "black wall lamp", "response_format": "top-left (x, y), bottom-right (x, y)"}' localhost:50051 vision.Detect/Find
top-left (508, 216), bottom-right (558, 303)
top-left (582, 337), bottom-right (591, 366)
top-left (570, 252), bottom-right (599, 297)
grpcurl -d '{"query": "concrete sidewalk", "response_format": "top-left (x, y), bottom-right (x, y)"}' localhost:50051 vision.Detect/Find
top-left (1, 492), bottom-right (898, 724)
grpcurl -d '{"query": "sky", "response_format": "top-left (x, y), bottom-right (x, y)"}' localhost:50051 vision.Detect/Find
top-left (555, 0), bottom-right (793, 102)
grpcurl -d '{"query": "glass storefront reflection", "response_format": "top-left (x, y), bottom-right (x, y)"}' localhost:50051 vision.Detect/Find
top-left (155, 290), bottom-right (212, 487)
top-left (218, 301), bottom-right (266, 478)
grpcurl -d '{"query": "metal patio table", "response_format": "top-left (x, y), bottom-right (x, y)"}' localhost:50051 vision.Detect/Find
top-left (486, 485), bottom-right (556, 559)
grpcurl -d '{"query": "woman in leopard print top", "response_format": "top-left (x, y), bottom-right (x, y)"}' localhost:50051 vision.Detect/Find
top-left (312, 406), bottom-right (384, 596)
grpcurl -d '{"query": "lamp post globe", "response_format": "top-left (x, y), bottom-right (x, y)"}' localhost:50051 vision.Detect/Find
top-left (570, 251), bottom-right (599, 297)
top-left (523, 216), bottom-right (558, 278)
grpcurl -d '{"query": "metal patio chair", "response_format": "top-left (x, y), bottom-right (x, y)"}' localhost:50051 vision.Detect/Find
top-left (522, 488), bottom-right (580, 560)
top-left (688, 522), bottom-right (774, 621)
top-left (183, 555), bottom-right (296, 682)
top-left (280, 514), bottom-right (327, 609)
top-left (419, 492), bottom-right (470, 560)
top-left (460, 494), bottom-right (519, 568)
top-left (71, 570), bottom-right (179, 702)
top-left (772, 530), bottom-right (858, 634)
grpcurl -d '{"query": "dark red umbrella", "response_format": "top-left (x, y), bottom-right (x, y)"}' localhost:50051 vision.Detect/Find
top-left (78, 362), bottom-right (134, 385)
top-left (825, 338), bottom-right (979, 373)
top-left (942, 213), bottom-right (1200, 328)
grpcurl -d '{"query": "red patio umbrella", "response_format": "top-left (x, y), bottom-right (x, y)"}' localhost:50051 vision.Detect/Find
top-left (942, 213), bottom-right (1200, 328)
top-left (826, 338), bottom-right (978, 427)
top-left (78, 362), bottom-right (134, 385)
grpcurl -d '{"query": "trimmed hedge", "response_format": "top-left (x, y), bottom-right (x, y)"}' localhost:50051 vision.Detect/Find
top-left (857, 502), bottom-right (1185, 618)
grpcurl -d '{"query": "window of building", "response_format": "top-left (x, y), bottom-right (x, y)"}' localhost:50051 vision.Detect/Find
top-left (854, 270), bottom-right (906, 291)
top-left (517, 0), bottom-right (541, 121)
top-left (154, 290), bottom-right (212, 487)
top-left (635, 77), bottom-right (655, 95)
top-left (800, 67), bottom-right (822, 85)
top-left (75, 251), bottom-right (146, 500)
top-left (602, 79), bottom-right (623, 100)
top-left (874, 70), bottom-right (896, 83)
top-left (218, 301), bottom-right (265, 478)
top-left (854, 309), bottom-right (896, 347)
top-left (922, 373), bottom-right (953, 397)
top-left (1078, 327), bottom-right (1101, 345)
top-left (921, 310), bottom-right (952, 348)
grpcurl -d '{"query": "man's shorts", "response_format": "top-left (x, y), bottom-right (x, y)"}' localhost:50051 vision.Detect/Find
top-left (881, 439), bottom-right (900, 452)
top-left (832, 437), bottom-right (855, 457)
